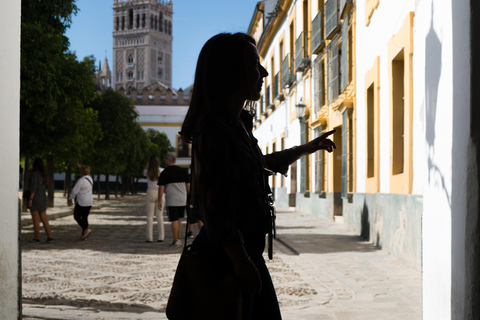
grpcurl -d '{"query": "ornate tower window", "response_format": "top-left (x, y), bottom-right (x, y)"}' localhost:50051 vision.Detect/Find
top-left (159, 12), bottom-right (163, 32)
top-left (128, 9), bottom-right (133, 29)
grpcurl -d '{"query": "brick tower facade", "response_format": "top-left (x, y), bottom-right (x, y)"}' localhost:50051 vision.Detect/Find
top-left (112, 0), bottom-right (173, 92)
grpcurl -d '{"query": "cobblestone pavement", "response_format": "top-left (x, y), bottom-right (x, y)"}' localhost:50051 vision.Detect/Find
top-left (21, 194), bottom-right (422, 320)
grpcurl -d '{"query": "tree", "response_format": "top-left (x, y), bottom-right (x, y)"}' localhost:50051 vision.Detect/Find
top-left (20, 1), bottom-right (103, 207)
top-left (89, 90), bottom-right (138, 199)
top-left (118, 124), bottom-right (150, 196)
top-left (145, 129), bottom-right (175, 168)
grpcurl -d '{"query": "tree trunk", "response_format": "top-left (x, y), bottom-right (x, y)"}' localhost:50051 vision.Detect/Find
top-left (115, 175), bottom-right (119, 198)
top-left (46, 155), bottom-right (55, 208)
top-left (22, 156), bottom-right (30, 212)
top-left (97, 173), bottom-right (101, 200)
top-left (121, 176), bottom-right (125, 197)
top-left (105, 174), bottom-right (110, 200)
top-left (134, 177), bottom-right (138, 195)
top-left (66, 165), bottom-right (73, 206)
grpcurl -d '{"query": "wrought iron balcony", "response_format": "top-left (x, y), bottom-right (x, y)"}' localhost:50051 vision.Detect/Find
top-left (339, 0), bottom-right (353, 19)
top-left (281, 53), bottom-right (295, 88)
top-left (311, 10), bottom-right (325, 55)
top-left (126, 62), bottom-right (135, 68)
top-left (295, 31), bottom-right (311, 72)
top-left (325, 0), bottom-right (341, 40)
top-left (274, 72), bottom-right (284, 101)
top-left (126, 77), bottom-right (135, 82)
top-left (266, 85), bottom-right (271, 108)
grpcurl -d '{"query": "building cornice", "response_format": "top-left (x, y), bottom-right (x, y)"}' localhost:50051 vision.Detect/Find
top-left (256, 0), bottom-right (295, 58)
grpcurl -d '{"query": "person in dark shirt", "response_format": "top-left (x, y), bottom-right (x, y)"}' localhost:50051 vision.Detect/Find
top-left (178, 32), bottom-right (336, 319)
top-left (158, 152), bottom-right (190, 247)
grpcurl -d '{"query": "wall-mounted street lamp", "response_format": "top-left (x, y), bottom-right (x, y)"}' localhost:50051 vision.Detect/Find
top-left (295, 101), bottom-right (307, 122)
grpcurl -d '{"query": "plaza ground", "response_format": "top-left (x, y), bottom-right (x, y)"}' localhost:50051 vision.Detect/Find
top-left (20, 193), bottom-right (422, 319)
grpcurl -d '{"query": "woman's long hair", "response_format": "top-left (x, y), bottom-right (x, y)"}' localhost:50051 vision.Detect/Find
top-left (147, 156), bottom-right (160, 181)
top-left (180, 33), bottom-right (257, 143)
top-left (32, 158), bottom-right (48, 185)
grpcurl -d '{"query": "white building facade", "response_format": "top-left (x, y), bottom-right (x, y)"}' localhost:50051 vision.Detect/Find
top-left (249, 0), bottom-right (480, 318)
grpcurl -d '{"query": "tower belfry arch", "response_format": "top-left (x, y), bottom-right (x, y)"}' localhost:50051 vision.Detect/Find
top-left (112, 0), bottom-right (173, 92)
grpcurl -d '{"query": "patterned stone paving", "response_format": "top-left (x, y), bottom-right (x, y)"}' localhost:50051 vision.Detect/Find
top-left (21, 195), bottom-right (422, 319)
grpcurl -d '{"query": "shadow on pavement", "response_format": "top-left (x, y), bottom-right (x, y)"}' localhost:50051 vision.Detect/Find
top-left (275, 233), bottom-right (380, 255)
top-left (23, 297), bottom-right (164, 314)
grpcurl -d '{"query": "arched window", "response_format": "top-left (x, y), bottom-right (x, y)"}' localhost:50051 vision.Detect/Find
top-left (142, 13), bottom-right (145, 28)
top-left (155, 15), bottom-right (158, 30)
top-left (136, 14), bottom-right (139, 28)
top-left (121, 16), bottom-right (125, 30)
top-left (128, 54), bottom-right (133, 63)
top-left (159, 13), bottom-right (163, 32)
top-left (128, 9), bottom-right (133, 29)
top-left (128, 71), bottom-right (133, 78)
top-left (169, 21), bottom-right (172, 35)
top-left (151, 15), bottom-right (154, 29)
top-left (165, 20), bottom-right (168, 33)
top-left (116, 17), bottom-right (119, 31)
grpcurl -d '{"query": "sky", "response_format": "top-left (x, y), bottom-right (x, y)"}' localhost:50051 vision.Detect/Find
top-left (66, 0), bottom-right (261, 90)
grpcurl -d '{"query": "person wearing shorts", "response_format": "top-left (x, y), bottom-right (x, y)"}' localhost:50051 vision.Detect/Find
top-left (158, 152), bottom-right (190, 247)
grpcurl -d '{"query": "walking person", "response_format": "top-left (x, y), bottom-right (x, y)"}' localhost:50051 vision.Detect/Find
top-left (157, 152), bottom-right (189, 247)
top-left (170, 32), bottom-right (336, 319)
top-left (69, 165), bottom-right (93, 240)
top-left (143, 155), bottom-right (165, 243)
top-left (28, 158), bottom-right (52, 244)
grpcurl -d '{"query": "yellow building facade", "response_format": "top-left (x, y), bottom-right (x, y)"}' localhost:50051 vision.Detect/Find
top-left (248, 0), bottom-right (421, 271)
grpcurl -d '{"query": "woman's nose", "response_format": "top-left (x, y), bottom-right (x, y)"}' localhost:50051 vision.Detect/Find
top-left (261, 65), bottom-right (269, 77)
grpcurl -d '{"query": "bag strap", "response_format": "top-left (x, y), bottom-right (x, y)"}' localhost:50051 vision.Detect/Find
top-left (85, 176), bottom-right (93, 187)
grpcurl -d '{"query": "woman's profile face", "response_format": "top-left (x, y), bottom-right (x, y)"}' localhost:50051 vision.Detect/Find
top-left (245, 43), bottom-right (269, 101)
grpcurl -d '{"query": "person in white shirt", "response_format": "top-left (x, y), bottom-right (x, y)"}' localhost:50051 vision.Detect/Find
top-left (69, 165), bottom-right (93, 240)
top-left (143, 155), bottom-right (165, 243)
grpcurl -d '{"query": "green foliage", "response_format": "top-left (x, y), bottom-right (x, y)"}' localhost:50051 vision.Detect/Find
top-left (88, 90), bottom-right (139, 175)
top-left (20, 0), bottom-right (79, 156)
top-left (145, 129), bottom-right (175, 168)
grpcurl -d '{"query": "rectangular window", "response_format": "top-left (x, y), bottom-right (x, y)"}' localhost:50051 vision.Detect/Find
top-left (340, 13), bottom-right (350, 93)
top-left (313, 55), bottom-right (324, 116)
top-left (367, 84), bottom-right (375, 178)
top-left (392, 50), bottom-right (405, 175)
top-left (327, 35), bottom-right (340, 104)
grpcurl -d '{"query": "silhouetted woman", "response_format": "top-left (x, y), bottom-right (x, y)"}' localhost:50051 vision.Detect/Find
top-left (178, 32), bottom-right (336, 319)
top-left (28, 158), bottom-right (52, 243)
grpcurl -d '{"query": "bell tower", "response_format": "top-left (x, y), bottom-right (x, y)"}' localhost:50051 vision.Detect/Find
top-left (112, 0), bottom-right (173, 92)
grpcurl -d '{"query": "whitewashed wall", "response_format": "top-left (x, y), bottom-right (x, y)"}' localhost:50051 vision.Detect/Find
top-left (0, 0), bottom-right (21, 318)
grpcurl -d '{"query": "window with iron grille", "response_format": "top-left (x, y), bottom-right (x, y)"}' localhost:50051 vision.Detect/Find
top-left (281, 53), bottom-right (295, 87)
top-left (295, 31), bottom-right (310, 72)
top-left (339, 0), bottom-right (353, 19)
top-left (340, 13), bottom-right (350, 93)
top-left (327, 34), bottom-right (340, 104)
top-left (313, 55), bottom-right (324, 117)
top-left (314, 126), bottom-right (324, 193)
top-left (266, 85), bottom-right (271, 107)
top-left (274, 73), bottom-right (279, 99)
top-left (311, 10), bottom-right (324, 54)
top-left (325, 0), bottom-right (340, 39)
top-left (259, 95), bottom-right (264, 115)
